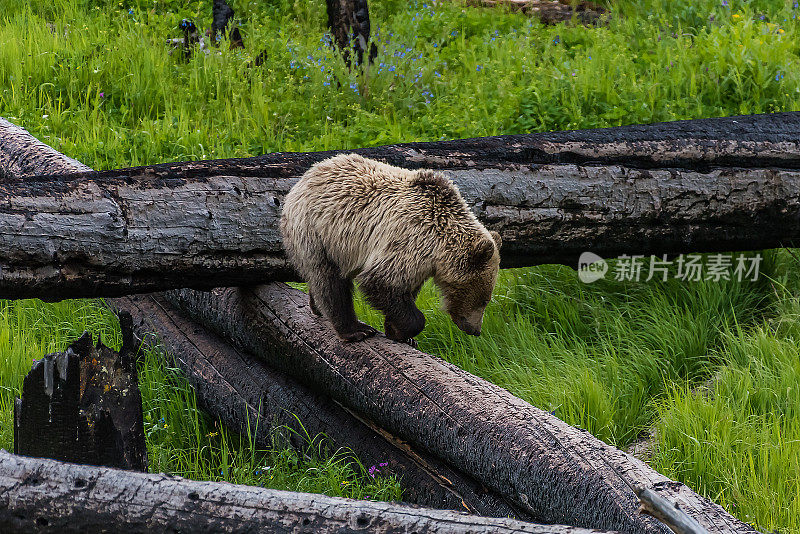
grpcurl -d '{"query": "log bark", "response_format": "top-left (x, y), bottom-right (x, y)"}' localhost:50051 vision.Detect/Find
top-left (166, 284), bottom-right (759, 534)
top-left (0, 450), bottom-right (615, 534)
top-left (13, 319), bottom-right (147, 471)
top-left (0, 118), bottom-right (90, 179)
top-left (108, 293), bottom-right (532, 519)
top-left (3, 112), bottom-right (800, 300)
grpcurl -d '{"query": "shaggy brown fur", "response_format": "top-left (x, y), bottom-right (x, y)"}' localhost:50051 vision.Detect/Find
top-left (280, 154), bottom-right (501, 343)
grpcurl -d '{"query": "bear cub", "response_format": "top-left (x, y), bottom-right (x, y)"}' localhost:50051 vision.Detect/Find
top-left (280, 154), bottom-right (501, 344)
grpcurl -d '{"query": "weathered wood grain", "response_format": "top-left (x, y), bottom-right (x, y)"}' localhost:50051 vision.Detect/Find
top-left (0, 118), bottom-right (90, 179)
top-left (0, 450), bottom-right (616, 534)
top-left (108, 293), bottom-right (531, 519)
top-left (2, 112), bottom-right (800, 299)
top-left (166, 284), bottom-right (759, 534)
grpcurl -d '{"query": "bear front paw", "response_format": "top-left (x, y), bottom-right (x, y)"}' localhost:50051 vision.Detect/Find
top-left (384, 321), bottom-right (420, 348)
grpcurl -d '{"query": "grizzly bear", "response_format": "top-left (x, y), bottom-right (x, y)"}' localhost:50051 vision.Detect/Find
top-left (280, 153), bottom-right (501, 344)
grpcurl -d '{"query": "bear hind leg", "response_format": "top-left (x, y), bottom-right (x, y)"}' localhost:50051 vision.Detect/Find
top-left (307, 259), bottom-right (377, 342)
top-left (360, 278), bottom-right (425, 345)
top-left (308, 292), bottom-right (322, 316)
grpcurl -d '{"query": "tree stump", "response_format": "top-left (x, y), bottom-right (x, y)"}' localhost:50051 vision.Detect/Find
top-left (13, 312), bottom-right (147, 471)
top-left (326, 0), bottom-right (377, 66)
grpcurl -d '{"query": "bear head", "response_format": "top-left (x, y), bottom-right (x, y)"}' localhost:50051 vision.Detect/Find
top-left (436, 230), bottom-right (502, 336)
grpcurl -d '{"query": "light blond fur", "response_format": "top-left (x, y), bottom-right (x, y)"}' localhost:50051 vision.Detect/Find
top-left (280, 153), bottom-right (500, 339)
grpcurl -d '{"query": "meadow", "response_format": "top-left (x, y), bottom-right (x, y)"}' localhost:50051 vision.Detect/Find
top-left (1, 0), bottom-right (800, 530)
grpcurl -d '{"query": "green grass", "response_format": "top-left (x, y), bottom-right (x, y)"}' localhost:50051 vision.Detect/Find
top-left (363, 256), bottom-right (771, 447)
top-left (2, 0), bottom-right (800, 530)
top-left (0, 299), bottom-right (401, 499)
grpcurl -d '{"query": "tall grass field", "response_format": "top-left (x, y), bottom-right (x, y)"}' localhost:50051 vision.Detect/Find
top-left (2, 0), bottom-right (800, 530)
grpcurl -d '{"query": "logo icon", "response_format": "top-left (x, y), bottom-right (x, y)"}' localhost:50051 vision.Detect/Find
top-left (578, 252), bottom-right (607, 283)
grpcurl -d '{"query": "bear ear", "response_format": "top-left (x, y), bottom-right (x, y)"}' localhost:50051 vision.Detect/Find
top-left (469, 237), bottom-right (496, 270)
top-left (489, 231), bottom-right (502, 250)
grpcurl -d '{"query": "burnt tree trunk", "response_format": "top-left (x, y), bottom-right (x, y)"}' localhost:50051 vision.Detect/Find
top-left (3, 112), bottom-right (800, 300)
top-left (326, 0), bottom-right (377, 66)
top-left (166, 284), bottom-right (758, 534)
top-left (211, 0), bottom-right (234, 38)
top-left (13, 315), bottom-right (147, 471)
top-left (0, 451), bottom-right (612, 534)
top-left (209, 0), bottom-right (243, 49)
top-left (108, 293), bottom-right (531, 519)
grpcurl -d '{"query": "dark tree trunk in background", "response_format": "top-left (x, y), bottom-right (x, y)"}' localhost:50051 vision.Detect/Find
top-left (166, 284), bottom-right (757, 534)
top-left (4, 111), bottom-right (800, 300)
top-left (326, 0), bottom-right (377, 66)
top-left (13, 314), bottom-right (147, 472)
top-left (210, 0), bottom-right (243, 48)
top-left (0, 451), bottom-right (610, 534)
top-left (108, 293), bottom-right (532, 520)
top-left (211, 0), bottom-right (235, 38)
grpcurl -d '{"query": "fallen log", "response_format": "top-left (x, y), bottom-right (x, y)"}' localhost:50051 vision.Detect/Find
top-left (166, 284), bottom-right (759, 534)
top-left (13, 317), bottom-right (147, 471)
top-left (0, 118), bottom-right (90, 179)
top-left (466, 0), bottom-right (607, 25)
top-left (3, 112), bottom-right (800, 299)
top-left (109, 293), bottom-right (531, 519)
top-left (0, 451), bottom-right (614, 534)
top-left (0, 121), bottom-right (529, 519)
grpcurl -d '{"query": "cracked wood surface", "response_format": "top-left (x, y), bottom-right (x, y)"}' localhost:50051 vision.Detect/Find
top-left (109, 293), bottom-right (532, 520)
top-left (0, 451), bottom-right (616, 534)
top-left (166, 284), bottom-right (759, 534)
top-left (3, 112), bottom-right (800, 299)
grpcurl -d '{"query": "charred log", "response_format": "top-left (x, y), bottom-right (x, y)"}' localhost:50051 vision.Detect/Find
top-left (467, 0), bottom-right (607, 25)
top-left (108, 293), bottom-right (532, 519)
top-left (0, 450), bottom-right (611, 534)
top-left (3, 112), bottom-right (800, 300)
top-left (166, 283), bottom-right (757, 534)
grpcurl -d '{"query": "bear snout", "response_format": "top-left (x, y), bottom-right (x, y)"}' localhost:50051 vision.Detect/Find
top-left (453, 315), bottom-right (482, 336)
